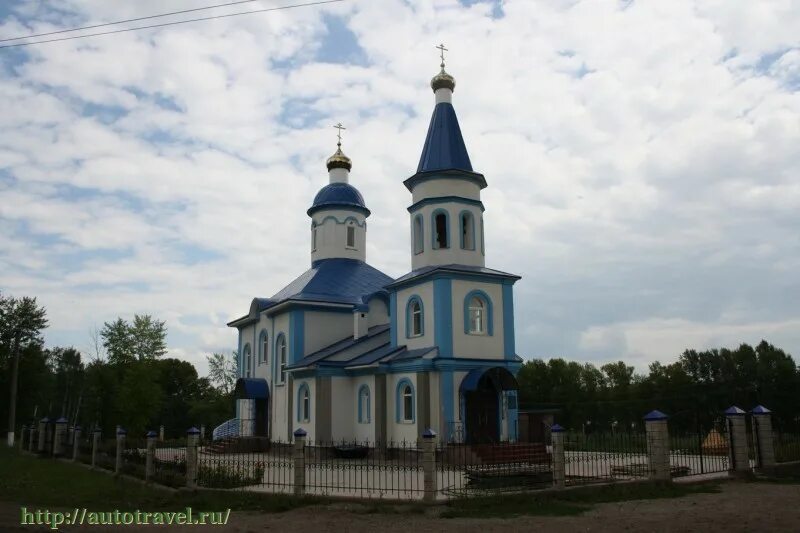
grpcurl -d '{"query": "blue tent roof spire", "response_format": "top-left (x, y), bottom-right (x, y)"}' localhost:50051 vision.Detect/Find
top-left (417, 48), bottom-right (473, 174)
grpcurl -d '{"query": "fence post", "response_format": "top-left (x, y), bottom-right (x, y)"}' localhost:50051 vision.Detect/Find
top-left (644, 410), bottom-right (671, 482)
top-left (115, 427), bottom-right (126, 474)
top-left (37, 417), bottom-right (49, 454)
top-left (159, 425), bottom-right (165, 442)
top-left (186, 427), bottom-right (200, 489)
top-left (293, 429), bottom-right (307, 496)
top-left (422, 428), bottom-right (438, 502)
top-left (28, 421), bottom-right (36, 452)
top-left (53, 417), bottom-right (68, 457)
top-left (19, 426), bottom-right (26, 452)
top-left (72, 426), bottom-right (81, 461)
top-left (724, 406), bottom-right (750, 475)
top-left (551, 424), bottom-right (566, 488)
top-left (751, 405), bottom-right (776, 471)
top-left (200, 424), bottom-right (206, 442)
top-left (91, 428), bottom-right (101, 468)
top-left (145, 430), bottom-right (157, 482)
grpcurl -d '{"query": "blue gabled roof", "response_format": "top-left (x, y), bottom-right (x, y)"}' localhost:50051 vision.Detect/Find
top-left (417, 102), bottom-right (473, 173)
top-left (307, 182), bottom-right (370, 216)
top-left (388, 264), bottom-right (521, 289)
top-left (268, 258), bottom-right (393, 309)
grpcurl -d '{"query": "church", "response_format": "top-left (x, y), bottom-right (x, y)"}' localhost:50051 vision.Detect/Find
top-left (226, 52), bottom-right (522, 445)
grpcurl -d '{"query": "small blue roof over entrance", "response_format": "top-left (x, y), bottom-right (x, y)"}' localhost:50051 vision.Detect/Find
top-left (417, 102), bottom-right (473, 174)
top-left (459, 367), bottom-right (518, 393)
top-left (234, 378), bottom-right (269, 399)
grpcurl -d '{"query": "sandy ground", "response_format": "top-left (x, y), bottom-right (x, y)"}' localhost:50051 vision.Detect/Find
top-left (3, 480), bottom-right (799, 532)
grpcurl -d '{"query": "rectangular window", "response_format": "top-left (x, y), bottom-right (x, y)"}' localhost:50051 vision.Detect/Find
top-left (346, 226), bottom-right (356, 248)
top-left (403, 393), bottom-right (413, 422)
top-left (303, 394), bottom-right (310, 422)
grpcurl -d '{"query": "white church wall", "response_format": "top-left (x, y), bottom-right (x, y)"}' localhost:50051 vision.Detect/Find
top-left (429, 372), bottom-right (441, 437)
top-left (303, 311), bottom-right (352, 355)
top-left (410, 201), bottom-right (485, 270)
top-left (387, 373), bottom-right (418, 444)
top-left (293, 378), bottom-right (316, 442)
top-left (395, 283), bottom-right (434, 350)
top-left (254, 315), bottom-right (272, 381)
top-left (411, 177), bottom-right (480, 204)
top-left (366, 298), bottom-right (389, 329)
top-left (330, 376), bottom-right (355, 441)
top-left (311, 208), bottom-right (367, 263)
top-left (239, 324), bottom-right (255, 378)
top-left (451, 280), bottom-right (505, 359)
top-left (352, 375), bottom-right (375, 443)
top-left (270, 312), bottom-right (291, 441)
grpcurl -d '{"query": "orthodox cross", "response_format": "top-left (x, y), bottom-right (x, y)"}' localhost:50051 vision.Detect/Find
top-left (436, 43), bottom-right (448, 68)
top-left (334, 122), bottom-right (346, 147)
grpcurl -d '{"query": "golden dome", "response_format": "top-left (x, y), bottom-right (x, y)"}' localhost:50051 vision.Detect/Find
top-left (431, 67), bottom-right (455, 92)
top-left (326, 143), bottom-right (352, 171)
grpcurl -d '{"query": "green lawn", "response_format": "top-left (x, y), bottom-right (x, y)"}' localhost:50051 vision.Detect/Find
top-left (0, 447), bottom-right (321, 514)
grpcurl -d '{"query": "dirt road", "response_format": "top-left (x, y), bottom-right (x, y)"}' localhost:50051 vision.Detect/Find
top-left (4, 481), bottom-right (798, 532)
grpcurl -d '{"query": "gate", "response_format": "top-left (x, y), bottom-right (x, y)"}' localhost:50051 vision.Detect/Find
top-left (668, 409), bottom-right (729, 478)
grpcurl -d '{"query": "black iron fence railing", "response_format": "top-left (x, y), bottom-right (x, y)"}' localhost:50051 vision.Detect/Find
top-left (563, 431), bottom-right (649, 485)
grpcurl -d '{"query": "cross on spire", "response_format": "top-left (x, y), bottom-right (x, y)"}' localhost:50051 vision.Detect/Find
top-left (333, 122), bottom-right (346, 147)
top-left (436, 43), bottom-right (448, 69)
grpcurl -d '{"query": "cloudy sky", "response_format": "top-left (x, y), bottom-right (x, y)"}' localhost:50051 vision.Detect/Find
top-left (1, 0), bottom-right (798, 375)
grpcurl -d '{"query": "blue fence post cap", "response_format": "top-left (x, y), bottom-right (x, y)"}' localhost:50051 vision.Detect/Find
top-left (422, 428), bottom-right (437, 438)
top-left (40, 417), bottom-right (50, 423)
top-left (187, 427), bottom-right (200, 435)
top-left (643, 410), bottom-right (669, 421)
top-left (116, 427), bottom-right (127, 436)
top-left (56, 417), bottom-right (68, 424)
top-left (551, 424), bottom-right (565, 433)
top-left (293, 428), bottom-right (307, 438)
top-left (724, 406), bottom-right (746, 416)
top-left (146, 430), bottom-right (157, 438)
top-left (751, 405), bottom-right (771, 414)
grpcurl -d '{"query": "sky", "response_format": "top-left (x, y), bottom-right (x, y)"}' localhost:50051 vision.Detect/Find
top-left (0, 0), bottom-right (798, 376)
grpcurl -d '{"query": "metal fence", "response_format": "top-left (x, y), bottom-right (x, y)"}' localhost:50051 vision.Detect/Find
top-left (563, 431), bottom-right (650, 485)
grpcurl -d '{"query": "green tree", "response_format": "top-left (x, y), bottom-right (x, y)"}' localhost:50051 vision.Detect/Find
top-left (100, 318), bottom-right (134, 365)
top-left (207, 351), bottom-right (238, 394)
top-left (0, 294), bottom-right (48, 447)
top-left (130, 315), bottom-right (167, 360)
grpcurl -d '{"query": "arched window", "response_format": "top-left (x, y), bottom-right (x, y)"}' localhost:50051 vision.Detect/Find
top-left (243, 344), bottom-right (252, 377)
top-left (358, 385), bottom-right (371, 424)
top-left (297, 383), bottom-right (310, 422)
top-left (346, 223), bottom-right (356, 248)
top-left (464, 290), bottom-right (494, 335)
top-left (460, 211), bottom-right (475, 250)
top-left (259, 330), bottom-right (268, 364)
top-left (413, 215), bottom-right (424, 254)
top-left (432, 210), bottom-right (449, 249)
top-left (311, 223), bottom-right (318, 251)
top-left (276, 334), bottom-right (287, 384)
top-left (396, 379), bottom-right (415, 423)
top-left (406, 296), bottom-right (424, 338)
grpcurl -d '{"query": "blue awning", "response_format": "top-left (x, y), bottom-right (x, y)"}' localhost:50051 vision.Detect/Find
top-left (459, 367), bottom-right (518, 393)
top-left (234, 378), bottom-right (269, 400)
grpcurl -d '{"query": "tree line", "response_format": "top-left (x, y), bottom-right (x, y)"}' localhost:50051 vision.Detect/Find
top-left (0, 292), bottom-right (237, 443)
top-left (517, 340), bottom-right (800, 432)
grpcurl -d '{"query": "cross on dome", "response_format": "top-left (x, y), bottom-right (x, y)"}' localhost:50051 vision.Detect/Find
top-left (334, 122), bottom-right (346, 146)
top-left (431, 43), bottom-right (456, 94)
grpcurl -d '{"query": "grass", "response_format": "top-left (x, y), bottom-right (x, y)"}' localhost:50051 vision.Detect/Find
top-left (441, 481), bottom-right (722, 519)
top-left (0, 447), bottom-right (321, 514)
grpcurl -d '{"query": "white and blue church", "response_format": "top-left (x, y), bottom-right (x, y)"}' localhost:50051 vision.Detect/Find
top-left (226, 57), bottom-right (522, 445)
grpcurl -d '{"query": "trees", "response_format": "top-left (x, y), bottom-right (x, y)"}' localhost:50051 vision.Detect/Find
top-left (207, 351), bottom-right (238, 394)
top-left (100, 314), bottom-right (167, 364)
top-left (0, 294), bottom-right (48, 447)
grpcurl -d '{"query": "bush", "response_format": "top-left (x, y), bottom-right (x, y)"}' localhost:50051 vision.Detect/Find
top-left (198, 462), bottom-right (265, 489)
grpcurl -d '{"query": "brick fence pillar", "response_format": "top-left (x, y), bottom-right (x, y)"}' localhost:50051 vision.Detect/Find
top-left (644, 410), bottom-right (671, 482)
top-left (37, 417), bottom-right (49, 454)
top-left (724, 406), bottom-right (750, 475)
top-left (186, 427), bottom-right (200, 488)
top-left (91, 428), bottom-right (101, 468)
top-left (145, 430), bottom-right (157, 482)
top-left (53, 417), bottom-right (68, 457)
top-left (551, 424), bottom-right (566, 488)
top-left (422, 428), bottom-right (438, 502)
top-left (751, 405), bottom-right (776, 470)
top-left (293, 429), bottom-right (307, 496)
top-left (115, 427), bottom-right (126, 474)
top-left (72, 426), bottom-right (81, 461)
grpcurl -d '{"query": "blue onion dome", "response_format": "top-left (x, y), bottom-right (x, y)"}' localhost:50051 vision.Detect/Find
top-left (431, 66), bottom-right (455, 92)
top-left (307, 182), bottom-right (370, 216)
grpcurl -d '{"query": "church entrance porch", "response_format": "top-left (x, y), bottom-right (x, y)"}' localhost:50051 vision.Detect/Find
top-left (459, 367), bottom-right (518, 444)
top-left (234, 378), bottom-right (270, 438)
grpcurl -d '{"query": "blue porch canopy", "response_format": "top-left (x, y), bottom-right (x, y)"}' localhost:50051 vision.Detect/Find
top-left (234, 378), bottom-right (269, 400)
top-left (459, 367), bottom-right (518, 393)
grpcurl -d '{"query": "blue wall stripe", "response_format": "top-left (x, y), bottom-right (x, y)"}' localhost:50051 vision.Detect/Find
top-left (389, 292), bottom-right (398, 346)
top-left (433, 278), bottom-right (453, 357)
top-left (502, 283), bottom-right (515, 359)
top-left (289, 310), bottom-right (305, 364)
